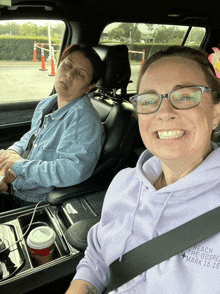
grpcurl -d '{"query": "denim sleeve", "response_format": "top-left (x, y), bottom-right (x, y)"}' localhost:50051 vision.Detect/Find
top-left (11, 112), bottom-right (104, 190)
top-left (8, 131), bottom-right (32, 155)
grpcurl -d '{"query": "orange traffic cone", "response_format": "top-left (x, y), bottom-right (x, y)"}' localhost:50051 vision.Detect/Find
top-left (33, 41), bottom-right (37, 62)
top-left (49, 47), bottom-right (55, 76)
top-left (39, 44), bottom-right (47, 71)
top-left (141, 49), bottom-right (145, 65)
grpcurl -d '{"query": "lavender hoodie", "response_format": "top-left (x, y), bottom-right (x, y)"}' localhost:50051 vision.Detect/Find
top-left (73, 144), bottom-right (220, 293)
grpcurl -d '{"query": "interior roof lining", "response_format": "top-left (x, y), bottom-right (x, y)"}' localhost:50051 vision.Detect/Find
top-left (1, 0), bottom-right (220, 29)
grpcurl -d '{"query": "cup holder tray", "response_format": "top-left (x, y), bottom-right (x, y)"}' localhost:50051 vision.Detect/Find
top-left (18, 208), bottom-right (68, 267)
top-left (0, 224), bottom-right (25, 281)
top-left (0, 206), bottom-right (71, 284)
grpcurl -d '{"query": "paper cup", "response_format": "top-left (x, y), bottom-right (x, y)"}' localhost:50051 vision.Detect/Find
top-left (27, 226), bottom-right (56, 265)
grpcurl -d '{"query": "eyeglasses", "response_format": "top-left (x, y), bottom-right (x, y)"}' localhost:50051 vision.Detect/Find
top-left (129, 86), bottom-right (216, 114)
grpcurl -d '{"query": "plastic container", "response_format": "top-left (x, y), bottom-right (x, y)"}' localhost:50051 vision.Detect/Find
top-left (27, 226), bottom-right (56, 265)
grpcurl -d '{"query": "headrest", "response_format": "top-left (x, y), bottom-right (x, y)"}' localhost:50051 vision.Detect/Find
top-left (93, 45), bottom-right (131, 94)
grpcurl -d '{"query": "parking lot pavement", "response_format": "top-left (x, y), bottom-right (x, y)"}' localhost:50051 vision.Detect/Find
top-left (0, 61), bottom-right (56, 103)
top-left (0, 61), bottom-right (141, 103)
top-left (128, 64), bottom-right (141, 92)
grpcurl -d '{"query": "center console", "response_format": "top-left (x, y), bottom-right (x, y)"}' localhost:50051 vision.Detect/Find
top-left (0, 203), bottom-right (84, 294)
top-left (0, 187), bottom-right (106, 294)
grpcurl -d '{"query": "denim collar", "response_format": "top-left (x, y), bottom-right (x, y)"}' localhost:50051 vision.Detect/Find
top-left (38, 94), bottom-right (87, 121)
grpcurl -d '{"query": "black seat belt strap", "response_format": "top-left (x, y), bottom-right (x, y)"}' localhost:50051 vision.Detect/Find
top-left (22, 102), bottom-right (57, 159)
top-left (104, 205), bottom-right (220, 293)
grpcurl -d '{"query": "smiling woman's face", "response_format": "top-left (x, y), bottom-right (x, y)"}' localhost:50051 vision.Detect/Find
top-left (138, 56), bottom-right (220, 163)
top-left (55, 51), bottom-right (95, 104)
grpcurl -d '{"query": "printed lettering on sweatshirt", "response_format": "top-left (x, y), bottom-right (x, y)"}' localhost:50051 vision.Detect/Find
top-left (181, 245), bottom-right (220, 269)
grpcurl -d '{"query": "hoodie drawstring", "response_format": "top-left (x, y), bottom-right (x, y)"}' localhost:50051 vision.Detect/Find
top-left (119, 183), bottom-right (143, 261)
top-left (152, 192), bottom-right (174, 238)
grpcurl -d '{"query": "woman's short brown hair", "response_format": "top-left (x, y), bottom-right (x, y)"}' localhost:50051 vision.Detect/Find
top-left (60, 44), bottom-right (103, 85)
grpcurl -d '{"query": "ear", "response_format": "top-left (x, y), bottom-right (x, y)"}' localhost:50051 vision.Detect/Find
top-left (85, 83), bottom-right (97, 94)
top-left (212, 102), bottom-right (220, 130)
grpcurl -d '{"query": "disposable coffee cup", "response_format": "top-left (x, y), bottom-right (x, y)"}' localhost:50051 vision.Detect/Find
top-left (27, 226), bottom-right (56, 266)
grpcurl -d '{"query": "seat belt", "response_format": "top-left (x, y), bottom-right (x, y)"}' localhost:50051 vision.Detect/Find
top-left (22, 102), bottom-right (58, 159)
top-left (104, 205), bottom-right (220, 293)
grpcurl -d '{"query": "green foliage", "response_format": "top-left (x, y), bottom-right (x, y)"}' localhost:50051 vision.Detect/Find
top-left (108, 28), bottom-right (125, 41)
top-left (185, 27), bottom-right (206, 44)
top-left (108, 23), bottom-right (142, 42)
top-left (0, 21), bottom-right (65, 39)
top-left (0, 36), bottom-right (62, 61)
top-left (19, 22), bottom-right (38, 37)
top-left (105, 23), bottom-right (205, 50)
top-left (153, 26), bottom-right (185, 43)
top-left (0, 22), bottom-right (20, 36)
top-left (131, 43), bottom-right (199, 61)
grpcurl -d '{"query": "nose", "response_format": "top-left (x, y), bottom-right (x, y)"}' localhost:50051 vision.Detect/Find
top-left (155, 97), bottom-right (179, 121)
top-left (66, 70), bottom-right (74, 80)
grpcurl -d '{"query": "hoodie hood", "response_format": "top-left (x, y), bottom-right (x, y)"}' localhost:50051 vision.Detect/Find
top-left (136, 144), bottom-right (220, 197)
top-left (98, 144), bottom-right (220, 264)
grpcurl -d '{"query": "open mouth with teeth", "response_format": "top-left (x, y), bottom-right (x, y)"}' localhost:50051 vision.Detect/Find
top-left (157, 130), bottom-right (186, 140)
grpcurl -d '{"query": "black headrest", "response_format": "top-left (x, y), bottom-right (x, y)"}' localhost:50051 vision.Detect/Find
top-left (93, 45), bottom-right (131, 94)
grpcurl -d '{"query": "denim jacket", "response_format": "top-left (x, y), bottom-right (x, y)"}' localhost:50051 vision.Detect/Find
top-left (9, 94), bottom-right (105, 202)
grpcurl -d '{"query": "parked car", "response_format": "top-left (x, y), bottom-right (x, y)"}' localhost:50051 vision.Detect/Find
top-left (0, 0), bottom-right (219, 293)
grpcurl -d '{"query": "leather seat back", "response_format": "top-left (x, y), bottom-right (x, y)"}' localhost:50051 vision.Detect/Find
top-left (93, 44), bottom-right (131, 95)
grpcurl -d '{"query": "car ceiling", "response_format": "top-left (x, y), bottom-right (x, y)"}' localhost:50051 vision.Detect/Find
top-left (0, 0), bottom-right (220, 29)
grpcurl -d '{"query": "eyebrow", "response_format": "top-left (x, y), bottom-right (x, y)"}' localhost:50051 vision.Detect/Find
top-left (142, 84), bottom-right (199, 94)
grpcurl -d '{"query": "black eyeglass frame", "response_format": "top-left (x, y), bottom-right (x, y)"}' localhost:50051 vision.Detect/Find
top-left (129, 86), bottom-right (216, 114)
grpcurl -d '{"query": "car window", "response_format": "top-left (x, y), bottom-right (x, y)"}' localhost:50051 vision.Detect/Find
top-left (99, 23), bottom-right (206, 93)
top-left (0, 20), bottom-right (65, 104)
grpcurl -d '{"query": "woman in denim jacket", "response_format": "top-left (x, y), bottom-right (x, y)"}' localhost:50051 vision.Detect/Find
top-left (0, 44), bottom-right (105, 210)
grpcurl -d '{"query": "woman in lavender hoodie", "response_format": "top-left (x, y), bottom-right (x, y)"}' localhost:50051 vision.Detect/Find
top-left (66, 46), bottom-right (220, 294)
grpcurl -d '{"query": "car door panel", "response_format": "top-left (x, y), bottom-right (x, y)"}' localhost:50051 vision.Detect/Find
top-left (0, 101), bottom-right (38, 150)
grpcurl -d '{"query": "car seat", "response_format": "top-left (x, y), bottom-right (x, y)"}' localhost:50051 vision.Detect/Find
top-left (47, 44), bottom-right (138, 206)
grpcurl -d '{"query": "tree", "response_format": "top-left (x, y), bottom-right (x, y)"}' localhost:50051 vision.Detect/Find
top-left (145, 23), bottom-right (154, 32)
top-left (187, 28), bottom-right (205, 44)
top-left (0, 24), bottom-right (6, 35)
top-left (108, 28), bottom-right (125, 40)
top-left (118, 23), bottom-right (141, 42)
top-left (19, 22), bottom-right (38, 36)
top-left (108, 23), bottom-right (141, 43)
top-left (52, 22), bottom-right (65, 38)
top-left (0, 22), bottom-right (20, 36)
top-left (38, 25), bottom-right (48, 37)
top-left (153, 26), bottom-right (185, 43)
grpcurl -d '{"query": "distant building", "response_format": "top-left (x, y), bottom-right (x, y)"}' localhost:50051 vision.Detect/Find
top-left (143, 34), bottom-right (154, 43)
